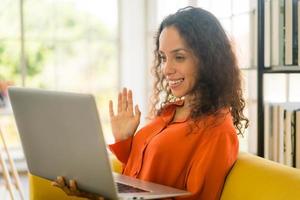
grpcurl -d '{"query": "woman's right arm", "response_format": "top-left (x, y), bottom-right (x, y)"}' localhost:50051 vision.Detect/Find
top-left (108, 88), bottom-right (141, 163)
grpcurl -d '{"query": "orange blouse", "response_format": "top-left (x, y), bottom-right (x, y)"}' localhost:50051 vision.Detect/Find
top-left (109, 102), bottom-right (238, 200)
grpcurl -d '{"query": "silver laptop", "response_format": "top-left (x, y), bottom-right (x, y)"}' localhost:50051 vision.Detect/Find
top-left (8, 87), bottom-right (190, 200)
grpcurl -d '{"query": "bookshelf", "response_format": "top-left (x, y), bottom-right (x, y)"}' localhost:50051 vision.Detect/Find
top-left (257, 0), bottom-right (300, 166)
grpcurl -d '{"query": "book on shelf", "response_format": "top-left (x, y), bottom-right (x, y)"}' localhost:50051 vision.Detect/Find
top-left (285, 0), bottom-right (293, 65)
top-left (278, 105), bottom-right (285, 163)
top-left (292, 0), bottom-right (298, 65)
top-left (264, 102), bottom-right (300, 168)
top-left (270, 104), bottom-right (284, 163)
top-left (284, 109), bottom-right (293, 166)
top-left (271, 0), bottom-right (285, 67)
top-left (264, 0), bottom-right (300, 67)
top-left (264, 103), bottom-right (272, 159)
top-left (284, 0), bottom-right (298, 65)
top-left (272, 105), bottom-right (279, 162)
top-left (291, 110), bottom-right (296, 166)
top-left (265, 0), bottom-right (271, 67)
top-left (296, 110), bottom-right (300, 167)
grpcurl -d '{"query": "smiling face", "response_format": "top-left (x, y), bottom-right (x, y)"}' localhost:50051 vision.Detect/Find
top-left (159, 26), bottom-right (198, 100)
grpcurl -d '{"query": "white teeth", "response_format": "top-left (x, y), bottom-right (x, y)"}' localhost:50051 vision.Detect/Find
top-left (168, 79), bottom-right (183, 85)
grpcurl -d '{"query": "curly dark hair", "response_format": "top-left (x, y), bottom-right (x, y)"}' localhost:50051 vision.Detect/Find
top-left (150, 6), bottom-right (249, 135)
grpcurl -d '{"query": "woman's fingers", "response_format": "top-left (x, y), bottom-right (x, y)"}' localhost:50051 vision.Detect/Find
top-left (127, 90), bottom-right (133, 114)
top-left (52, 177), bottom-right (105, 200)
top-left (113, 88), bottom-right (137, 116)
top-left (51, 177), bottom-right (64, 188)
top-left (51, 181), bottom-right (60, 187)
top-left (122, 88), bottom-right (128, 111)
top-left (57, 176), bottom-right (66, 186)
top-left (116, 88), bottom-right (133, 114)
top-left (117, 92), bottom-right (122, 114)
top-left (135, 105), bottom-right (141, 119)
top-left (52, 176), bottom-right (72, 195)
top-left (51, 176), bottom-right (104, 200)
top-left (69, 180), bottom-right (78, 193)
top-left (109, 100), bottom-right (114, 118)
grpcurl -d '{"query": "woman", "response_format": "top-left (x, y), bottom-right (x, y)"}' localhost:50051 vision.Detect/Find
top-left (53, 6), bottom-right (248, 200)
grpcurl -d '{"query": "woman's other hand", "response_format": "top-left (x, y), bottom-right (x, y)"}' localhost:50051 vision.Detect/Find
top-left (52, 176), bottom-right (104, 200)
top-left (109, 88), bottom-right (141, 142)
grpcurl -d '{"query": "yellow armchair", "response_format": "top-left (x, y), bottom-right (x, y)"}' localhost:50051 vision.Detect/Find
top-left (221, 152), bottom-right (300, 200)
top-left (29, 153), bottom-right (300, 200)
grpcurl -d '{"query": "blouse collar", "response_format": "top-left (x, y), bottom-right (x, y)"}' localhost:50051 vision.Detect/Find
top-left (160, 100), bottom-right (187, 124)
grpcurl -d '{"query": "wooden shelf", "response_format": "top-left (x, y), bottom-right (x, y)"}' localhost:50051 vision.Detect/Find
top-left (240, 67), bottom-right (257, 71)
top-left (264, 66), bottom-right (300, 73)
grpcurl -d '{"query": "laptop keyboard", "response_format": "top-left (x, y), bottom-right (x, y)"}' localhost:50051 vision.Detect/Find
top-left (117, 182), bottom-right (149, 193)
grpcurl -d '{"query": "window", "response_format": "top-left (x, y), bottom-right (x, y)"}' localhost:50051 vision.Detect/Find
top-left (156, 0), bottom-right (189, 24)
top-left (0, 0), bottom-right (22, 151)
top-left (0, 0), bottom-right (119, 156)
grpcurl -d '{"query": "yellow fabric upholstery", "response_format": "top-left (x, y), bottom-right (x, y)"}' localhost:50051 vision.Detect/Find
top-left (29, 155), bottom-right (123, 200)
top-left (29, 152), bottom-right (300, 200)
top-left (221, 152), bottom-right (300, 200)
